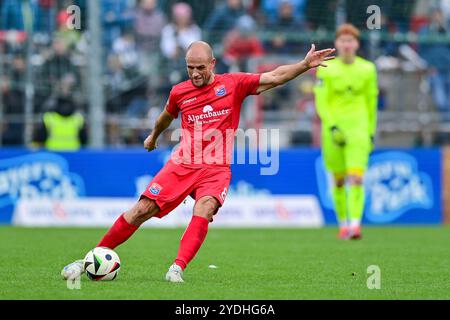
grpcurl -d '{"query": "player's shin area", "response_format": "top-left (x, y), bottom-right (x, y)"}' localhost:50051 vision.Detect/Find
top-left (169, 127), bottom-right (280, 174)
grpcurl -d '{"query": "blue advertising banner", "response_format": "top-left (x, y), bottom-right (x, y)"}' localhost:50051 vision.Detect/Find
top-left (315, 150), bottom-right (441, 224)
top-left (0, 148), bottom-right (442, 225)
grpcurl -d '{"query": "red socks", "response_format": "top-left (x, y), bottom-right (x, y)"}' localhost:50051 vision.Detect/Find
top-left (97, 214), bottom-right (209, 271)
top-left (97, 214), bottom-right (138, 249)
top-left (175, 215), bottom-right (209, 270)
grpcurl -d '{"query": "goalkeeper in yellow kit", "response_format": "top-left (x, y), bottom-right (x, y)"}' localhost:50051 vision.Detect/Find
top-left (314, 24), bottom-right (378, 240)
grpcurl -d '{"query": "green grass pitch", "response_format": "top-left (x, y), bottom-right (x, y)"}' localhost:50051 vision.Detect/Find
top-left (1, 226), bottom-right (449, 299)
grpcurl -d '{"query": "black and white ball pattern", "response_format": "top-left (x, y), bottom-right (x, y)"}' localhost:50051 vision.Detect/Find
top-left (83, 247), bottom-right (121, 281)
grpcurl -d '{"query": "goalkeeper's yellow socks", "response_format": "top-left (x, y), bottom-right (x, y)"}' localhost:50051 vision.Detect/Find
top-left (332, 185), bottom-right (348, 227)
top-left (348, 184), bottom-right (365, 227)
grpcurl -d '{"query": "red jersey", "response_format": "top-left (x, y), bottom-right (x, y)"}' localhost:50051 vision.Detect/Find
top-left (165, 72), bottom-right (261, 166)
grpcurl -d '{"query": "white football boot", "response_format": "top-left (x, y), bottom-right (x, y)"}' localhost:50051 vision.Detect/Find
top-left (165, 263), bottom-right (184, 283)
top-left (61, 259), bottom-right (84, 280)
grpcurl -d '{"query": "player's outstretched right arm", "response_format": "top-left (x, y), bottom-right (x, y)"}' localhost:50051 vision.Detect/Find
top-left (144, 110), bottom-right (175, 152)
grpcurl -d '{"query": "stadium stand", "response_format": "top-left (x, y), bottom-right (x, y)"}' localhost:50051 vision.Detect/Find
top-left (1, 0), bottom-right (450, 147)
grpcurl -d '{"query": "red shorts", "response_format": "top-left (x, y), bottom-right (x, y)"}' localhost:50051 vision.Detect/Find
top-left (141, 160), bottom-right (231, 218)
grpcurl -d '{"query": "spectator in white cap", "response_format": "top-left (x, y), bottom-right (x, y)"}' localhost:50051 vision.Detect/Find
top-left (160, 2), bottom-right (202, 60)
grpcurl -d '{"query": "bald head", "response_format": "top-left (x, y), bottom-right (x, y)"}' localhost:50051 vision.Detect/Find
top-left (185, 41), bottom-right (216, 87)
top-left (186, 41), bottom-right (214, 61)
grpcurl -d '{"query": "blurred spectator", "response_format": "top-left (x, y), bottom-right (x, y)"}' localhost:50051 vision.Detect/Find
top-left (261, 0), bottom-right (306, 24)
top-left (124, 82), bottom-right (150, 119)
top-left (419, 8), bottom-right (450, 113)
top-left (442, 0), bottom-right (450, 28)
top-left (101, 0), bottom-right (134, 49)
top-left (34, 0), bottom-right (57, 35)
top-left (9, 54), bottom-right (26, 86)
top-left (297, 79), bottom-right (319, 140)
top-left (134, 0), bottom-right (166, 85)
top-left (40, 37), bottom-right (79, 97)
top-left (106, 54), bottom-right (136, 90)
top-left (33, 96), bottom-right (87, 151)
top-left (387, 0), bottom-right (416, 33)
top-left (161, 2), bottom-right (201, 59)
top-left (204, 0), bottom-right (245, 44)
top-left (1, 75), bottom-right (25, 146)
top-left (55, 7), bottom-right (81, 50)
top-left (1, 0), bottom-right (24, 30)
top-left (160, 2), bottom-right (201, 84)
top-left (378, 11), bottom-right (400, 56)
top-left (105, 54), bottom-right (138, 113)
top-left (223, 15), bottom-right (264, 72)
top-left (160, 0), bottom-right (215, 27)
top-left (112, 28), bottom-right (139, 71)
top-left (134, 0), bottom-right (166, 51)
top-left (265, 0), bottom-right (306, 54)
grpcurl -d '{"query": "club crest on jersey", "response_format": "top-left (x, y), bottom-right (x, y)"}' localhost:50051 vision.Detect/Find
top-left (149, 183), bottom-right (162, 195)
top-left (203, 105), bottom-right (213, 113)
top-left (214, 85), bottom-right (226, 97)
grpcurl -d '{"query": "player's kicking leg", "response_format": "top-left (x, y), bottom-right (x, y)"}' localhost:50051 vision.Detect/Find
top-left (61, 198), bottom-right (160, 280)
top-left (165, 196), bottom-right (220, 283)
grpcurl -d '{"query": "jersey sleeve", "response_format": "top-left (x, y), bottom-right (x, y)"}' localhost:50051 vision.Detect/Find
top-left (314, 68), bottom-right (334, 126)
top-left (164, 88), bottom-right (180, 118)
top-left (366, 63), bottom-right (379, 137)
top-left (232, 72), bottom-right (262, 98)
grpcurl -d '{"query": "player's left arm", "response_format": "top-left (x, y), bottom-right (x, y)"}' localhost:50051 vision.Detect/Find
top-left (256, 44), bottom-right (335, 94)
top-left (366, 63), bottom-right (379, 147)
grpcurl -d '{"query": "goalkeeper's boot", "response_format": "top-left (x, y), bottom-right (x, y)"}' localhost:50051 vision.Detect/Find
top-left (165, 263), bottom-right (184, 283)
top-left (61, 259), bottom-right (84, 280)
top-left (337, 226), bottom-right (350, 240)
top-left (349, 226), bottom-right (362, 240)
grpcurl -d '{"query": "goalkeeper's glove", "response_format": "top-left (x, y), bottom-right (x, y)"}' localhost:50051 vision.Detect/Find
top-left (330, 125), bottom-right (346, 147)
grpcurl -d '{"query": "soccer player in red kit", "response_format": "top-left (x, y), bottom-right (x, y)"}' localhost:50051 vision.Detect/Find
top-left (61, 41), bottom-right (335, 282)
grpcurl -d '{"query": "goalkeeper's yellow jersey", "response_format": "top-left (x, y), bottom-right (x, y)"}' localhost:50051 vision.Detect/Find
top-left (314, 56), bottom-right (378, 136)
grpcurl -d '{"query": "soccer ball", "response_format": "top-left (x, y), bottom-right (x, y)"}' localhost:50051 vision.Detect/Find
top-left (83, 247), bottom-right (121, 281)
